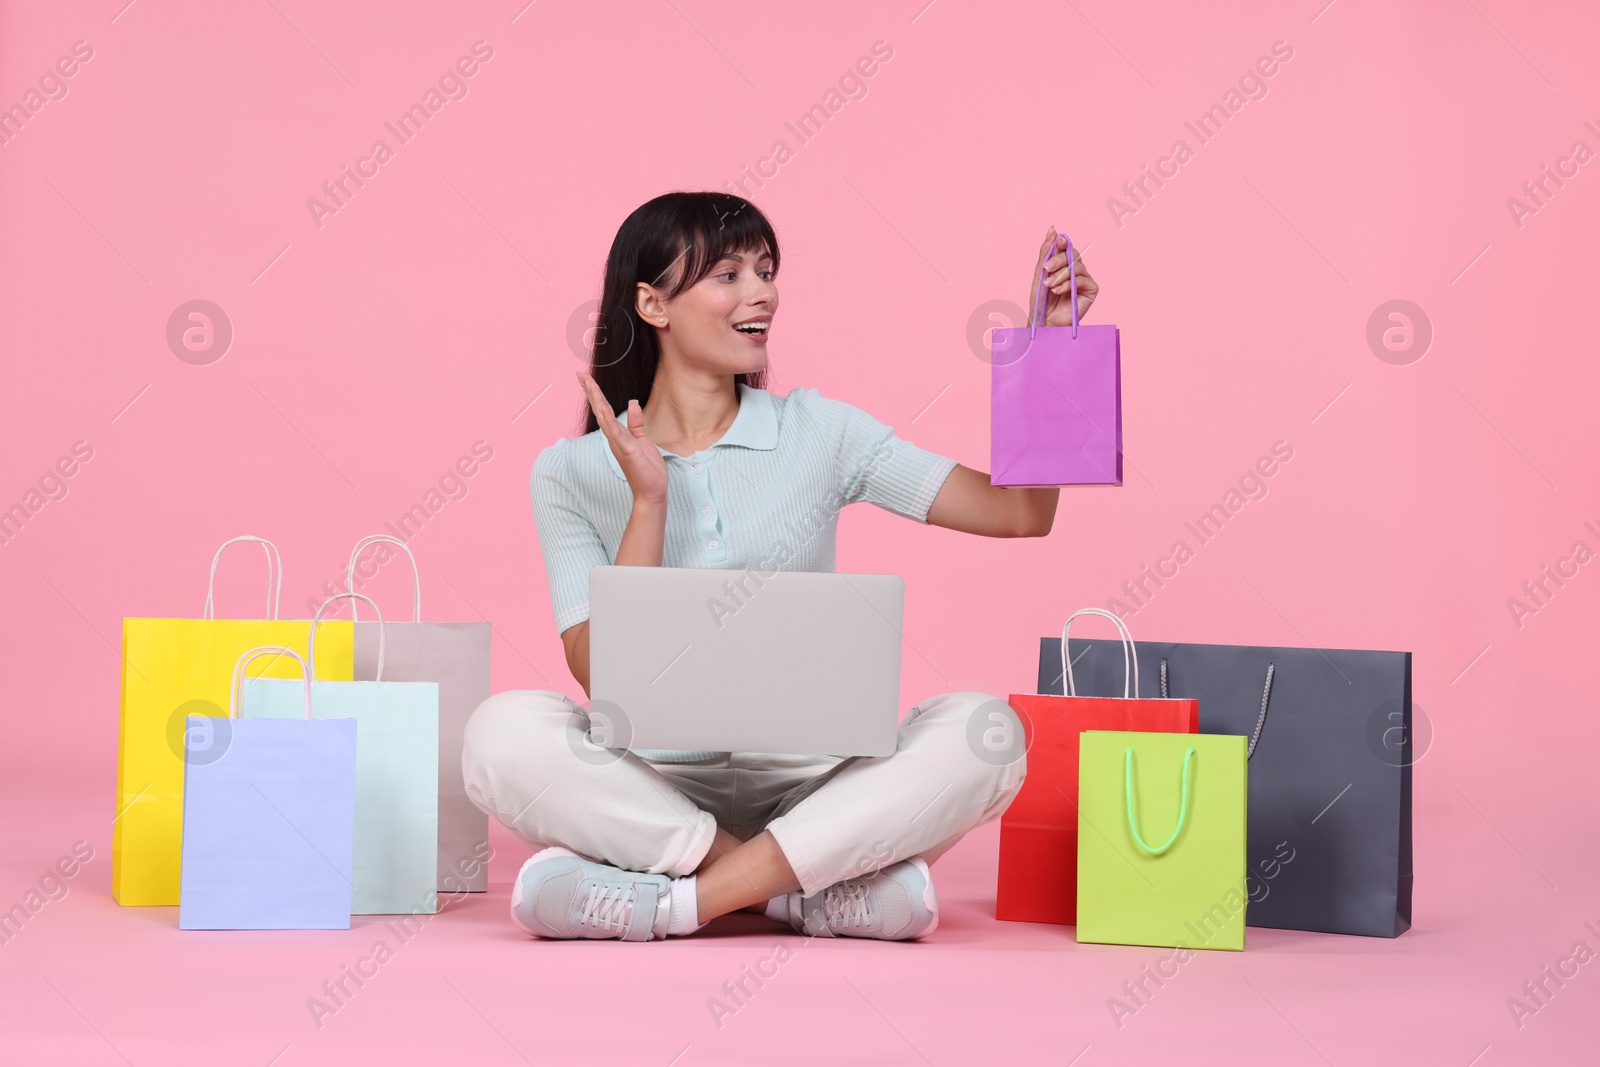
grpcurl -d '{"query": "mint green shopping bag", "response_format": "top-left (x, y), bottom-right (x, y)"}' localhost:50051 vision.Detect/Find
top-left (1076, 731), bottom-right (1248, 950)
top-left (243, 594), bottom-right (439, 916)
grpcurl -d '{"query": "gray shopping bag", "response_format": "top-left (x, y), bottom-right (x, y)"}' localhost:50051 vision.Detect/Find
top-left (346, 536), bottom-right (491, 893)
top-left (1040, 634), bottom-right (1412, 937)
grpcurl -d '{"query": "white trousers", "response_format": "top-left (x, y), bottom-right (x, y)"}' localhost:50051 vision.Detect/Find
top-left (461, 689), bottom-right (1027, 896)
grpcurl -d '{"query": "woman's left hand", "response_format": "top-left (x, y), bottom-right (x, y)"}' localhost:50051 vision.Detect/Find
top-left (1030, 226), bottom-right (1099, 325)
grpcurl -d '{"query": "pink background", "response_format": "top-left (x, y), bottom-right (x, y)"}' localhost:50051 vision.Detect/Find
top-left (2, 1), bottom-right (1596, 1063)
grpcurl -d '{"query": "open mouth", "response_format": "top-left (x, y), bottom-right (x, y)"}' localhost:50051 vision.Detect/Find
top-left (733, 320), bottom-right (771, 342)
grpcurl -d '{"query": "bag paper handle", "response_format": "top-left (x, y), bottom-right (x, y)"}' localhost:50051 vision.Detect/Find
top-left (309, 593), bottom-right (384, 682)
top-left (1062, 608), bottom-right (1138, 699)
top-left (345, 535), bottom-right (421, 623)
top-left (1124, 746), bottom-right (1195, 856)
top-left (203, 536), bottom-right (283, 620)
top-left (1160, 658), bottom-right (1277, 760)
top-left (1030, 232), bottom-right (1079, 340)
top-left (230, 646), bottom-right (311, 720)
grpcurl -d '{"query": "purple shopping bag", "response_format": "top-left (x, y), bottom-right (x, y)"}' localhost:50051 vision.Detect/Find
top-left (178, 646), bottom-right (357, 930)
top-left (991, 234), bottom-right (1122, 487)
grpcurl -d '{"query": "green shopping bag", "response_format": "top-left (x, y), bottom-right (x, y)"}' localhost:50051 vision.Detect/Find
top-left (1076, 731), bottom-right (1248, 951)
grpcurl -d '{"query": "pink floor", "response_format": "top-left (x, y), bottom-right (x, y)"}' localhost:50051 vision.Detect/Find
top-left (4, 776), bottom-right (1595, 1067)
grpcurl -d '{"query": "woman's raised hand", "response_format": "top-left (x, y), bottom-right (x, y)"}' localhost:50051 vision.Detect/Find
top-left (577, 371), bottom-right (670, 507)
top-left (1031, 225), bottom-right (1099, 326)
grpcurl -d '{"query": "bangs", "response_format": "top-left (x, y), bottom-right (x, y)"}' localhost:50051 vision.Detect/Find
top-left (584, 190), bottom-right (776, 434)
top-left (658, 194), bottom-right (779, 298)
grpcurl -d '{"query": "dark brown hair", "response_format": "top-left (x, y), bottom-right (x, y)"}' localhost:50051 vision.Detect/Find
top-left (581, 191), bottom-right (778, 434)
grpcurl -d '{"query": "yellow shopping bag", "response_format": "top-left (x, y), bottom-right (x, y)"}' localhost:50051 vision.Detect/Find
top-left (112, 537), bottom-right (353, 906)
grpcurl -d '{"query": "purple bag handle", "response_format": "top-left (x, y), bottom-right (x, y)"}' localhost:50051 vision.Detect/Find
top-left (1030, 233), bottom-right (1079, 340)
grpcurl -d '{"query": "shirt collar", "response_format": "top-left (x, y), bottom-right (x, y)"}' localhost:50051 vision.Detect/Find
top-left (602, 383), bottom-right (778, 479)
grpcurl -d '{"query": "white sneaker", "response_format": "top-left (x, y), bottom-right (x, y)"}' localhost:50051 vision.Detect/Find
top-left (510, 847), bottom-right (669, 941)
top-left (784, 859), bottom-right (939, 941)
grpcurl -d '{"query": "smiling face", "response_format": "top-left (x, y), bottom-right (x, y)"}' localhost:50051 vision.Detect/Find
top-left (638, 246), bottom-right (777, 377)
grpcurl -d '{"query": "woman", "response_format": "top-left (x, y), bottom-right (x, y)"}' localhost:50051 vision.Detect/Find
top-left (462, 191), bottom-right (1098, 942)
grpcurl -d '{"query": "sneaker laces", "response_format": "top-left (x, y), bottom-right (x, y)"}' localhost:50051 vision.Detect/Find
top-left (577, 881), bottom-right (637, 932)
top-left (822, 879), bottom-right (872, 929)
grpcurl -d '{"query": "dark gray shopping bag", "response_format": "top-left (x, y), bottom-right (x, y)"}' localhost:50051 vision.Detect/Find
top-left (1039, 635), bottom-right (1413, 937)
top-left (346, 536), bottom-right (491, 893)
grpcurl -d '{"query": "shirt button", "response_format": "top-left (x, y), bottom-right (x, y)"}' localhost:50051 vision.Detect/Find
top-left (708, 539), bottom-right (719, 550)
top-left (692, 463), bottom-right (704, 474)
top-left (702, 505), bottom-right (713, 517)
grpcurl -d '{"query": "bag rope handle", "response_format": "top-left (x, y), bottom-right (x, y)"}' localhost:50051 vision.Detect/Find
top-left (345, 535), bottom-right (421, 623)
top-left (229, 646), bottom-right (311, 719)
top-left (1029, 232), bottom-right (1079, 340)
top-left (1062, 608), bottom-right (1138, 699)
top-left (1125, 746), bottom-right (1195, 856)
top-left (308, 593), bottom-right (384, 682)
top-left (1159, 658), bottom-right (1277, 759)
top-left (203, 536), bottom-right (283, 620)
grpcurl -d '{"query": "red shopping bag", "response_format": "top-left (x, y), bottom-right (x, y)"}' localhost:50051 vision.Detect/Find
top-left (996, 610), bottom-right (1198, 925)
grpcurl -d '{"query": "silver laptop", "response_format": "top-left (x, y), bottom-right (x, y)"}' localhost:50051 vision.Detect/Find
top-left (588, 566), bottom-right (904, 756)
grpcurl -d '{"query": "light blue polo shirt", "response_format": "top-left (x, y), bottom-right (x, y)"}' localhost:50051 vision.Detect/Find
top-left (529, 383), bottom-right (959, 760)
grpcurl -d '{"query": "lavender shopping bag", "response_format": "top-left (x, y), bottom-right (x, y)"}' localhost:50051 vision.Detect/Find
top-left (991, 234), bottom-right (1122, 486)
top-left (178, 647), bottom-right (356, 930)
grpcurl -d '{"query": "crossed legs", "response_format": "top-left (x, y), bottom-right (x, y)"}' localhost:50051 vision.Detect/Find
top-left (461, 688), bottom-right (1026, 932)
